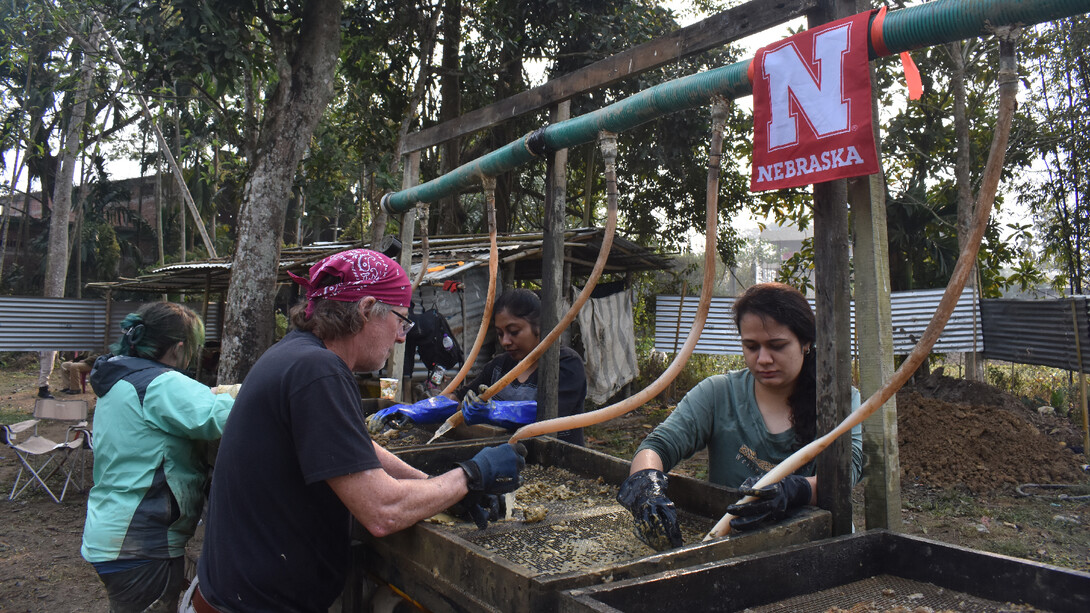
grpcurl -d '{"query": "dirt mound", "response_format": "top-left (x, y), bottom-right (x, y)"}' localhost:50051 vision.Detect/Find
top-left (910, 369), bottom-right (1086, 450)
top-left (896, 384), bottom-right (1087, 493)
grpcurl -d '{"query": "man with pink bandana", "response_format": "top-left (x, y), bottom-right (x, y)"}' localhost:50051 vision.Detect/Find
top-left (190, 249), bottom-right (525, 613)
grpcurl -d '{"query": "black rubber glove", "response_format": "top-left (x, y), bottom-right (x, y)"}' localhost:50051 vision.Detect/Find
top-left (462, 492), bottom-right (506, 530)
top-left (457, 443), bottom-right (527, 495)
top-left (726, 474), bottom-right (812, 531)
top-left (616, 469), bottom-right (683, 551)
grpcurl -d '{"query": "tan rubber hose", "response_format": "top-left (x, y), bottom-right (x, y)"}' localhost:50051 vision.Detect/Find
top-left (410, 202), bottom-right (429, 294)
top-left (706, 34), bottom-right (1020, 539)
top-left (510, 99), bottom-right (731, 444)
top-left (434, 132), bottom-right (623, 443)
top-left (427, 176), bottom-right (499, 443)
top-left (482, 131), bottom-right (619, 403)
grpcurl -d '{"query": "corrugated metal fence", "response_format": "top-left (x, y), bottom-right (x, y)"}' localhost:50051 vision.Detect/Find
top-left (0, 297), bottom-right (223, 351)
top-left (981, 297), bottom-right (1090, 374)
top-left (6, 290), bottom-right (1087, 375)
top-left (654, 287), bottom-right (980, 357)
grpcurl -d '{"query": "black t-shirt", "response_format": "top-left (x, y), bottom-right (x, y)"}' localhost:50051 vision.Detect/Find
top-left (458, 345), bottom-right (588, 445)
top-left (197, 331), bottom-right (382, 612)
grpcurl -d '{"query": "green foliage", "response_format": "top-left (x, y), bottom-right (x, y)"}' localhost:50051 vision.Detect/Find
top-left (983, 361), bottom-right (1080, 415)
top-left (1016, 16), bottom-right (1090, 295)
top-left (274, 311), bottom-right (289, 341)
top-left (92, 223), bottom-right (121, 279)
top-left (874, 37), bottom-right (1044, 294)
top-left (775, 238), bottom-right (815, 295)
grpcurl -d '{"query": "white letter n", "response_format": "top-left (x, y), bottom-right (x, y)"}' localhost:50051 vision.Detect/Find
top-left (762, 23), bottom-right (852, 151)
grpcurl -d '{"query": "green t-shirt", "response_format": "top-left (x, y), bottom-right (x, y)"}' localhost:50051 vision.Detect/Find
top-left (637, 369), bottom-right (862, 488)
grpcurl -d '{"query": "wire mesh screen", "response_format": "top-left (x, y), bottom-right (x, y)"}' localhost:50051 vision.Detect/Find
top-left (450, 464), bottom-right (714, 576)
top-left (744, 574), bottom-right (1050, 613)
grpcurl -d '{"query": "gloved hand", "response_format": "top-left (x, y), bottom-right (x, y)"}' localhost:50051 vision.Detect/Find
top-left (460, 492), bottom-right (507, 530)
top-left (211, 383), bottom-right (242, 398)
top-left (366, 396), bottom-right (459, 434)
top-left (726, 474), bottom-right (812, 531)
top-left (457, 443), bottom-right (527, 495)
top-left (616, 469), bottom-right (683, 551)
top-left (366, 406), bottom-right (413, 433)
top-left (460, 385), bottom-right (492, 413)
top-left (461, 386), bottom-right (537, 430)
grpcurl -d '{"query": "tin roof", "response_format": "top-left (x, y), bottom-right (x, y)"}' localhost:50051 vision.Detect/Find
top-left (85, 227), bottom-right (674, 294)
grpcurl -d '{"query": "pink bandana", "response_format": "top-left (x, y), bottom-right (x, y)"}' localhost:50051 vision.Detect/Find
top-left (288, 249), bottom-right (411, 318)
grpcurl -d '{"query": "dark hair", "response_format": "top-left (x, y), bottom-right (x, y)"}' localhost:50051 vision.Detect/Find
top-left (732, 282), bottom-right (816, 448)
top-left (289, 298), bottom-right (392, 340)
top-left (494, 289), bottom-right (542, 336)
top-left (111, 302), bottom-right (205, 368)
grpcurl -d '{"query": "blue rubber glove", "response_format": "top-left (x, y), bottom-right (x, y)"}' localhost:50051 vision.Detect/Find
top-left (726, 474), bottom-right (812, 531)
top-left (457, 443), bottom-right (528, 495)
top-left (366, 396), bottom-right (459, 434)
top-left (616, 469), bottom-right (683, 551)
top-left (461, 388), bottom-right (538, 430)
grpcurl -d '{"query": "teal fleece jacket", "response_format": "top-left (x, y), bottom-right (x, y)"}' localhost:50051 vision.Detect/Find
top-left (81, 355), bottom-right (233, 563)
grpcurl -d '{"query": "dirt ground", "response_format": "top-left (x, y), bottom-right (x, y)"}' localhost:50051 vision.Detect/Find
top-left (1, 355), bottom-right (1088, 612)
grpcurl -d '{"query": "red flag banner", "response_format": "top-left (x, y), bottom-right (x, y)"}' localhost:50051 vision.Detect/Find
top-left (750, 11), bottom-right (880, 191)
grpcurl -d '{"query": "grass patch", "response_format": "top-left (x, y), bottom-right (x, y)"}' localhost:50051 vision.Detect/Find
top-left (0, 406), bottom-right (32, 425)
top-left (923, 489), bottom-right (984, 518)
top-left (585, 424), bottom-right (641, 459)
top-left (986, 540), bottom-right (1038, 559)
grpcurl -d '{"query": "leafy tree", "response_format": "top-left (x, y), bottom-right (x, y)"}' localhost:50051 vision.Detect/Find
top-left (1018, 15), bottom-right (1090, 295)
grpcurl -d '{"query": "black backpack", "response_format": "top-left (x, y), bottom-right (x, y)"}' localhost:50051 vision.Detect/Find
top-left (404, 305), bottom-right (464, 375)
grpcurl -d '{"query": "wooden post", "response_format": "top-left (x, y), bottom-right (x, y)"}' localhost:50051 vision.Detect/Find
top-left (813, 179), bottom-right (854, 537)
top-left (852, 70), bottom-right (902, 531)
top-left (541, 100), bottom-right (571, 422)
top-left (1072, 298), bottom-right (1090, 459)
top-left (810, 0), bottom-right (858, 540)
top-left (103, 290), bottom-right (113, 353)
top-left (387, 151), bottom-right (420, 402)
top-left (852, 172), bottom-right (902, 530)
top-left (503, 261), bottom-right (515, 292)
top-left (197, 272), bottom-right (212, 383)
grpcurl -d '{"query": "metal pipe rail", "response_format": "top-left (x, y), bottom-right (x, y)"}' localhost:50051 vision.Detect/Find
top-left (381, 0), bottom-right (1089, 214)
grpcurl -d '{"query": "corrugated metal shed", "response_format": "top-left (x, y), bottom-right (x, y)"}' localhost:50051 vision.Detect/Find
top-left (0, 298), bottom-right (223, 351)
top-left (0, 297), bottom-right (103, 352)
top-left (654, 287), bottom-right (977, 356)
top-left (980, 296), bottom-right (1090, 373)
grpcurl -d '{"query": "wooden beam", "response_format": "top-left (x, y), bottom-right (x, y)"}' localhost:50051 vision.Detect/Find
top-left (401, 0), bottom-right (818, 154)
top-left (811, 0), bottom-right (856, 540)
top-left (540, 101), bottom-right (570, 423)
top-left (387, 152), bottom-right (420, 402)
top-left (853, 69), bottom-right (902, 531)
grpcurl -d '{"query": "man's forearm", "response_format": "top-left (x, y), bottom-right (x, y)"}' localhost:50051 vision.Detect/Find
top-left (374, 443), bottom-right (429, 479)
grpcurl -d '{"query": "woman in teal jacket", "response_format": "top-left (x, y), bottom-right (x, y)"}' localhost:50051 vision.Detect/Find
top-left (81, 302), bottom-right (234, 613)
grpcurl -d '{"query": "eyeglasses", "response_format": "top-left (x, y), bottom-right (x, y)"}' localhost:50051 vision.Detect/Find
top-left (391, 310), bottom-right (415, 335)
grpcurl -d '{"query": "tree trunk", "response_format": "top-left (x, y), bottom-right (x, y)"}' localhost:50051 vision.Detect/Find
top-left (950, 41), bottom-right (983, 381)
top-left (436, 0), bottom-right (464, 235)
top-left (175, 103), bottom-right (186, 262)
top-left (372, 4), bottom-right (440, 247)
top-left (217, 0), bottom-right (343, 383)
top-left (40, 18), bottom-right (101, 389)
top-left (44, 19), bottom-right (101, 299)
top-left (492, 9), bottom-right (525, 234)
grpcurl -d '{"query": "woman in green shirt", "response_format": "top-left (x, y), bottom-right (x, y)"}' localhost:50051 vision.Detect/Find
top-left (618, 282), bottom-right (862, 550)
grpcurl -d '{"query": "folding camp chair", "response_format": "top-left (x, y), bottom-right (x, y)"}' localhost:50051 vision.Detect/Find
top-left (2, 398), bottom-right (90, 503)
